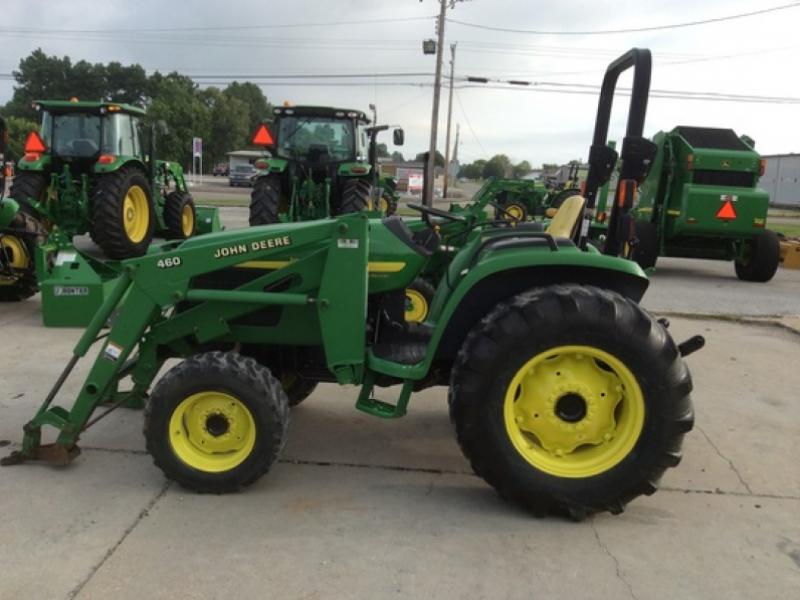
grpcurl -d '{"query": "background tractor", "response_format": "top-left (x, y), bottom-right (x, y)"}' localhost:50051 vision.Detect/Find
top-left (249, 105), bottom-right (403, 224)
top-left (626, 126), bottom-right (780, 281)
top-left (3, 49), bottom-right (703, 519)
top-left (11, 100), bottom-right (200, 260)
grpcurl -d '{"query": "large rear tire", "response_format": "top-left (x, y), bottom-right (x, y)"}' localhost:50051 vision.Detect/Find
top-left (0, 210), bottom-right (44, 301)
top-left (735, 230), bottom-right (780, 282)
top-left (250, 175), bottom-right (284, 225)
top-left (164, 191), bottom-right (196, 239)
top-left (90, 167), bottom-right (154, 259)
top-left (9, 172), bottom-right (48, 220)
top-left (449, 284), bottom-right (694, 518)
top-left (145, 351), bottom-right (289, 493)
top-left (337, 178), bottom-right (371, 215)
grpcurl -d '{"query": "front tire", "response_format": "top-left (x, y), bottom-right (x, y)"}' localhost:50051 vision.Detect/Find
top-left (629, 219), bottom-right (659, 270)
top-left (735, 230), bottom-right (780, 282)
top-left (164, 191), bottom-right (196, 239)
top-left (90, 167), bottom-right (154, 259)
top-left (405, 277), bottom-right (435, 323)
top-left (449, 285), bottom-right (694, 518)
top-left (145, 352), bottom-right (289, 493)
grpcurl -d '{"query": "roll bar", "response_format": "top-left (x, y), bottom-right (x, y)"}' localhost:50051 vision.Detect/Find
top-left (578, 48), bottom-right (657, 254)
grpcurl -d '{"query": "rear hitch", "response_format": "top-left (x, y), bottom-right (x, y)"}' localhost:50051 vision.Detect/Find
top-left (678, 335), bottom-right (705, 357)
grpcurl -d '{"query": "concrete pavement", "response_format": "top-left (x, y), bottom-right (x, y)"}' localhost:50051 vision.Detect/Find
top-left (1, 297), bottom-right (799, 599)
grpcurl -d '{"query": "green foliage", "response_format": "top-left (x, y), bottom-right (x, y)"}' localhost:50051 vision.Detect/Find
top-left (458, 159), bottom-right (485, 180)
top-left (390, 150), bottom-right (405, 162)
top-left (512, 160), bottom-right (532, 179)
top-left (3, 50), bottom-right (273, 171)
top-left (482, 154), bottom-right (512, 179)
top-left (5, 116), bottom-right (39, 161)
top-left (376, 143), bottom-right (389, 159)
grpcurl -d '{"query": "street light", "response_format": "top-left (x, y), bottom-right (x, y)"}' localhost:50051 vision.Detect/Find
top-left (422, 39), bottom-right (436, 55)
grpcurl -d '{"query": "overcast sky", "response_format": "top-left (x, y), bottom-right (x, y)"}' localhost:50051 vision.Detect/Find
top-left (2, 0), bottom-right (799, 166)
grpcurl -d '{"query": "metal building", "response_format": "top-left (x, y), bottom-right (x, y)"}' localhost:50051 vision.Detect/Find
top-left (760, 154), bottom-right (800, 208)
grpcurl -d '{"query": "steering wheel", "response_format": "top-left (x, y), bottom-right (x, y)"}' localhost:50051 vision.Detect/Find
top-left (406, 202), bottom-right (466, 222)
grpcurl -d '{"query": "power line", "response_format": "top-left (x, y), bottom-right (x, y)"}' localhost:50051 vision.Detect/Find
top-left (446, 2), bottom-right (800, 35)
top-left (0, 16), bottom-right (435, 34)
top-left (453, 90), bottom-right (487, 156)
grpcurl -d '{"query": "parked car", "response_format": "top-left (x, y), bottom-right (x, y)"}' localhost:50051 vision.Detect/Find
top-left (213, 163), bottom-right (229, 177)
top-left (229, 164), bottom-right (257, 187)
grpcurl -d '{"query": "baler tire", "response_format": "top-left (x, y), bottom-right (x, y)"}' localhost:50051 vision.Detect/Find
top-left (145, 351), bottom-right (289, 493)
top-left (549, 187), bottom-right (581, 210)
top-left (164, 191), bottom-right (196, 239)
top-left (735, 230), bottom-right (780, 282)
top-left (380, 189), bottom-right (398, 216)
top-left (448, 284), bottom-right (694, 518)
top-left (250, 176), bottom-right (283, 225)
top-left (337, 178), bottom-right (371, 215)
top-left (629, 219), bottom-right (659, 270)
top-left (90, 167), bottom-right (154, 259)
top-left (495, 201), bottom-right (527, 222)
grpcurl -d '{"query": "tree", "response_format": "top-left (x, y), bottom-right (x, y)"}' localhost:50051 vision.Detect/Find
top-left (222, 81), bottom-right (272, 145)
top-left (5, 116), bottom-right (39, 161)
top-left (414, 150), bottom-right (445, 166)
top-left (512, 160), bottom-right (532, 179)
top-left (483, 154), bottom-right (512, 179)
top-left (203, 88), bottom-right (249, 167)
top-left (104, 62), bottom-right (149, 105)
top-left (146, 72), bottom-right (210, 169)
top-left (458, 160), bottom-right (485, 180)
top-left (390, 150), bottom-right (405, 162)
top-left (376, 143), bottom-right (390, 158)
top-left (6, 49), bottom-right (76, 119)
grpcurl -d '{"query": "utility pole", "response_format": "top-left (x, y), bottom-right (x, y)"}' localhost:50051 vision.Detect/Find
top-left (451, 123), bottom-right (460, 178)
top-left (424, 0), bottom-right (448, 207)
top-left (442, 43), bottom-right (456, 199)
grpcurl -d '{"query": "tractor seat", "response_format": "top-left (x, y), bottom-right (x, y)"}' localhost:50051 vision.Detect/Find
top-left (382, 216), bottom-right (437, 257)
top-left (306, 144), bottom-right (330, 164)
top-left (546, 194), bottom-right (585, 239)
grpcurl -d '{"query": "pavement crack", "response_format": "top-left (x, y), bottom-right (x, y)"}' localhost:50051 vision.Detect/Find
top-left (660, 486), bottom-right (799, 501)
top-left (277, 457), bottom-right (474, 477)
top-left (68, 480), bottom-right (171, 600)
top-left (697, 425), bottom-right (753, 494)
top-left (591, 522), bottom-right (638, 600)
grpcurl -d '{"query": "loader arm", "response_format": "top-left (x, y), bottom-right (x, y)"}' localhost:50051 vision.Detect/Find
top-left (3, 215), bottom-right (370, 466)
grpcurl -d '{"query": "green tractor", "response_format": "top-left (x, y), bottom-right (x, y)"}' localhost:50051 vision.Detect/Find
top-left (626, 126), bottom-right (780, 281)
top-left (11, 100), bottom-right (198, 262)
top-left (3, 49), bottom-right (704, 518)
top-left (249, 105), bottom-right (404, 224)
top-left (482, 177), bottom-right (549, 222)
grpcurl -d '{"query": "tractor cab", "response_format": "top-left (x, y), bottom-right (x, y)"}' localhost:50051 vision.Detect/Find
top-left (20, 100), bottom-right (147, 174)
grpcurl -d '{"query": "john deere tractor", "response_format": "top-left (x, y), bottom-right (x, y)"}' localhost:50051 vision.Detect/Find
top-left (249, 105), bottom-right (403, 224)
top-left (10, 100), bottom-right (198, 263)
top-left (3, 49), bottom-right (704, 518)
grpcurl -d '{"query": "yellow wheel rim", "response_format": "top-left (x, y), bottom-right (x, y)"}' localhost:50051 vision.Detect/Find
top-left (405, 289), bottom-right (429, 323)
top-left (0, 235), bottom-right (30, 270)
top-left (503, 345), bottom-right (645, 478)
top-left (379, 197), bottom-right (389, 213)
top-left (505, 204), bottom-right (525, 221)
top-left (181, 203), bottom-right (195, 238)
top-left (168, 391), bottom-right (257, 473)
top-left (122, 185), bottom-right (150, 243)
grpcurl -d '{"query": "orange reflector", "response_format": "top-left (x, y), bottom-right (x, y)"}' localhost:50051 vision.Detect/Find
top-left (687, 153), bottom-right (694, 170)
top-left (716, 200), bottom-right (737, 220)
top-left (24, 131), bottom-right (46, 154)
top-left (254, 159), bottom-right (269, 170)
top-left (23, 153), bottom-right (40, 162)
top-left (617, 178), bottom-right (637, 207)
top-left (97, 154), bottom-right (116, 164)
top-left (759, 158), bottom-right (766, 176)
top-left (351, 167), bottom-right (368, 174)
top-left (252, 124), bottom-right (274, 146)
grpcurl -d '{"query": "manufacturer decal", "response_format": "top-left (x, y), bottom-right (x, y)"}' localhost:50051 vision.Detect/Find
top-left (157, 257), bottom-right (182, 269)
top-left (337, 238), bottom-right (359, 249)
top-left (214, 235), bottom-right (292, 259)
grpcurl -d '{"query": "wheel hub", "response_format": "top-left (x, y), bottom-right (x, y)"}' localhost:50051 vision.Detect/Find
top-left (555, 393), bottom-right (587, 423)
top-left (205, 413), bottom-right (230, 437)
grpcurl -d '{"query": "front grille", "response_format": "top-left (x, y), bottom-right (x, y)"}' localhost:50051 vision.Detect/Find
top-left (692, 170), bottom-right (754, 188)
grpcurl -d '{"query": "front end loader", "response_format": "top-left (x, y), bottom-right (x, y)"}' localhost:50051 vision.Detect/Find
top-left (3, 49), bottom-right (703, 518)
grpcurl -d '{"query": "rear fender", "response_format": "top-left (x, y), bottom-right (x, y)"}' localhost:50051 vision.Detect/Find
top-left (428, 245), bottom-right (648, 362)
top-left (338, 162), bottom-right (372, 177)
